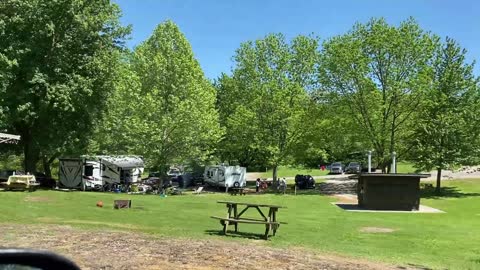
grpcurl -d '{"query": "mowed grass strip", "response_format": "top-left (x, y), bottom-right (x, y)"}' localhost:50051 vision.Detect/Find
top-left (1, 180), bottom-right (480, 270)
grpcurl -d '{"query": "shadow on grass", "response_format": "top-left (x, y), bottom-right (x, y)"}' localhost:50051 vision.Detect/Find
top-left (421, 186), bottom-right (480, 199)
top-left (397, 263), bottom-right (433, 270)
top-left (204, 229), bottom-right (267, 240)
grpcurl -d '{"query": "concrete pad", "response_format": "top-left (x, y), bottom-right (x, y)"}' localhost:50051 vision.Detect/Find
top-left (332, 202), bottom-right (445, 213)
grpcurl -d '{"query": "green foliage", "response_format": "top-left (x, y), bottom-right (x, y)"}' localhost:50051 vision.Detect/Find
top-left (0, 154), bottom-right (22, 170)
top-left (0, 0), bottom-right (130, 173)
top-left (216, 34), bottom-right (322, 177)
top-left (319, 18), bottom-right (437, 171)
top-left (410, 38), bottom-right (480, 185)
top-left (93, 21), bottom-right (222, 171)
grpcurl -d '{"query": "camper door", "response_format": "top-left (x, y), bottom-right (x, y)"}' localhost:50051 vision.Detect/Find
top-left (59, 159), bottom-right (83, 188)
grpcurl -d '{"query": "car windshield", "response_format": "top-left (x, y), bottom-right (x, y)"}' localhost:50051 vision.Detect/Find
top-left (332, 163), bottom-right (342, 166)
top-left (349, 162), bottom-right (359, 166)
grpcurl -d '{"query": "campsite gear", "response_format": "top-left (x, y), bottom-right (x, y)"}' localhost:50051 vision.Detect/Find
top-left (1, 175), bottom-right (38, 191)
top-left (193, 186), bottom-right (204, 195)
top-left (114, 200), bottom-right (131, 209)
top-left (294, 175), bottom-right (315, 189)
top-left (260, 179), bottom-right (268, 191)
top-left (204, 165), bottom-right (246, 188)
top-left (211, 201), bottom-right (286, 239)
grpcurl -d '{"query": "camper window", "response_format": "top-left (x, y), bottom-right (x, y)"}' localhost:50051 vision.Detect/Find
top-left (219, 171), bottom-right (224, 177)
top-left (84, 165), bottom-right (94, 177)
top-left (101, 164), bottom-right (106, 171)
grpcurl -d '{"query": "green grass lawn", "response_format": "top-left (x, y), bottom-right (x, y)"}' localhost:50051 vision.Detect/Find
top-left (257, 165), bottom-right (330, 178)
top-left (396, 162), bottom-right (419, 173)
top-left (1, 180), bottom-right (480, 269)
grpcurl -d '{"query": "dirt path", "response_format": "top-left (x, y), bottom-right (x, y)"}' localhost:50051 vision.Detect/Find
top-left (0, 224), bottom-right (416, 270)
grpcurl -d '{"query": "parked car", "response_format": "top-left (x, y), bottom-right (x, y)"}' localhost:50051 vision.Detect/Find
top-left (167, 168), bottom-right (182, 178)
top-left (329, 162), bottom-right (344, 174)
top-left (345, 162), bottom-right (361, 174)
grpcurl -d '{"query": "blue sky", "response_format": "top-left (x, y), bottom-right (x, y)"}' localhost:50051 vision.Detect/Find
top-left (114, 0), bottom-right (479, 79)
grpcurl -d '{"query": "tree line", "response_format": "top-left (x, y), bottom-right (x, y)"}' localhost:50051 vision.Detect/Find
top-left (1, 1), bottom-right (479, 193)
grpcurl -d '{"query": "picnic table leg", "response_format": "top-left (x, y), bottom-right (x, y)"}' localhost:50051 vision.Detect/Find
top-left (272, 209), bottom-right (278, 236)
top-left (223, 204), bottom-right (233, 235)
top-left (263, 208), bottom-right (274, 239)
top-left (234, 205), bottom-right (238, 232)
top-left (264, 224), bottom-right (271, 239)
top-left (223, 220), bottom-right (229, 235)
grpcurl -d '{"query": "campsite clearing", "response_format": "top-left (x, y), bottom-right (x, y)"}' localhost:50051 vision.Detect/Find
top-left (1, 179), bottom-right (480, 269)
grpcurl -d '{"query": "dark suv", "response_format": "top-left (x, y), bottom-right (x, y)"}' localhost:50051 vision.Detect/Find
top-left (345, 162), bottom-right (361, 174)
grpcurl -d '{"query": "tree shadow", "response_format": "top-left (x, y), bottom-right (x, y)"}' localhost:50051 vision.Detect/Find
top-left (397, 263), bottom-right (433, 270)
top-left (204, 229), bottom-right (268, 240)
top-left (420, 186), bottom-right (480, 199)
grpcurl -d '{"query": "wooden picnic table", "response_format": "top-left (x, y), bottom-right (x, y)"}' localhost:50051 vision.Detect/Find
top-left (211, 201), bottom-right (286, 239)
top-left (229, 187), bottom-right (246, 196)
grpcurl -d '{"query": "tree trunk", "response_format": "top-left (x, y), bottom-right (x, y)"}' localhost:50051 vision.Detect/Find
top-left (435, 168), bottom-right (442, 195)
top-left (42, 156), bottom-right (51, 177)
top-left (42, 155), bottom-right (57, 178)
top-left (22, 135), bottom-right (39, 174)
top-left (272, 165), bottom-right (278, 184)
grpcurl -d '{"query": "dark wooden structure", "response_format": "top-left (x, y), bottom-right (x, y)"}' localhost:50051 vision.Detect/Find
top-left (229, 187), bottom-right (246, 196)
top-left (357, 173), bottom-right (429, 211)
top-left (211, 201), bottom-right (286, 239)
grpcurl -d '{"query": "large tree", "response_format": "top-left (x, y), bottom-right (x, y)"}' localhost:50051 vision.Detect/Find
top-left (94, 21), bottom-right (222, 172)
top-left (217, 34), bottom-right (321, 181)
top-left (0, 0), bottom-right (129, 174)
top-left (318, 18), bottom-right (437, 171)
top-left (411, 38), bottom-right (480, 194)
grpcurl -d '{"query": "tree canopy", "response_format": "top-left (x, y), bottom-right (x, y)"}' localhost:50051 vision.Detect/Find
top-left (216, 33), bottom-right (321, 180)
top-left (319, 18), bottom-right (437, 172)
top-left (410, 37), bottom-right (480, 193)
top-left (0, 0), bottom-right (129, 174)
top-left (1, 4), bottom-right (479, 180)
top-left (92, 21), bottom-right (222, 172)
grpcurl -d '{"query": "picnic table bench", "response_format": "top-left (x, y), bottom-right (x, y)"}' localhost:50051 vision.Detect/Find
top-left (211, 201), bottom-right (286, 239)
top-left (229, 187), bottom-right (246, 196)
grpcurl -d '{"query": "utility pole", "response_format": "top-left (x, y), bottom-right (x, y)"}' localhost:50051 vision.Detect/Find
top-left (391, 152), bottom-right (397, 173)
top-left (367, 150), bottom-right (372, 173)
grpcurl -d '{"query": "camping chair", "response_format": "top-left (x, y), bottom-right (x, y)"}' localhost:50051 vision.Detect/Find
top-left (193, 186), bottom-right (204, 195)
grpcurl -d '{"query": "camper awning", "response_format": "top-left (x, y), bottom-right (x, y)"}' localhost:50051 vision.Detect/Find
top-left (0, 133), bottom-right (20, 144)
top-left (98, 156), bottom-right (144, 169)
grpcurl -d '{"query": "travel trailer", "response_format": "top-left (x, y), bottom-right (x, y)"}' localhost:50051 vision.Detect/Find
top-left (204, 165), bottom-right (246, 189)
top-left (59, 156), bottom-right (144, 191)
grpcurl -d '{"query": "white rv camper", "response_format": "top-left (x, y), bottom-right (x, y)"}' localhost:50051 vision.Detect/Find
top-left (59, 156), bottom-right (144, 191)
top-left (204, 165), bottom-right (246, 188)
